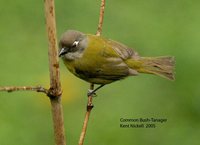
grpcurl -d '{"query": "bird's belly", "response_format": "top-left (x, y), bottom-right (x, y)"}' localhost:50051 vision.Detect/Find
top-left (63, 57), bottom-right (130, 84)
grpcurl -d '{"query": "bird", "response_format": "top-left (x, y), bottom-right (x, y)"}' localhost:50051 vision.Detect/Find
top-left (59, 30), bottom-right (175, 96)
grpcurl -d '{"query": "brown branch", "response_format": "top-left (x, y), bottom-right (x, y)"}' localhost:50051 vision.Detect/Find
top-left (96, 0), bottom-right (106, 36)
top-left (44, 0), bottom-right (66, 145)
top-left (78, 84), bottom-right (94, 145)
top-left (0, 0), bottom-right (66, 145)
top-left (0, 86), bottom-right (48, 94)
top-left (79, 1), bottom-right (106, 144)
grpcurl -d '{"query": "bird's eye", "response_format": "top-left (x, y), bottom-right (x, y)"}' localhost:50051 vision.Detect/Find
top-left (72, 41), bottom-right (79, 48)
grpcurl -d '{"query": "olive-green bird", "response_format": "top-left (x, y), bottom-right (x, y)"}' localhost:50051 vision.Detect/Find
top-left (59, 30), bottom-right (175, 95)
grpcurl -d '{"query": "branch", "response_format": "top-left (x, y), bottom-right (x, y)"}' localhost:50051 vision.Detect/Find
top-left (79, 1), bottom-right (106, 145)
top-left (0, 86), bottom-right (48, 94)
top-left (78, 84), bottom-right (94, 145)
top-left (44, 0), bottom-right (66, 145)
top-left (0, 0), bottom-right (66, 144)
top-left (96, 0), bottom-right (106, 36)
top-left (44, 1), bottom-right (61, 96)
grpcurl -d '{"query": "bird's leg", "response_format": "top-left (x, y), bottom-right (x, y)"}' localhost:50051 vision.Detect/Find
top-left (87, 84), bottom-right (105, 97)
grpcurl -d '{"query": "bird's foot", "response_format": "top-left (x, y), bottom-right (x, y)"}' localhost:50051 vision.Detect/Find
top-left (87, 89), bottom-right (97, 97)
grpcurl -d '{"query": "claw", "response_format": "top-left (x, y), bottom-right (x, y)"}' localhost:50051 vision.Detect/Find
top-left (87, 89), bottom-right (97, 97)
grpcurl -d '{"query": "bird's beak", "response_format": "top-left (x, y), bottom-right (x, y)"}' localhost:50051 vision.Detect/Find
top-left (59, 47), bottom-right (68, 57)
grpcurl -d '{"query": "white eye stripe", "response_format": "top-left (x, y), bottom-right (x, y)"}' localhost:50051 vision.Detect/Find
top-left (72, 41), bottom-right (79, 47)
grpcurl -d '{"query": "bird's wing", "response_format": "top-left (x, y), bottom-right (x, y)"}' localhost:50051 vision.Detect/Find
top-left (106, 39), bottom-right (139, 60)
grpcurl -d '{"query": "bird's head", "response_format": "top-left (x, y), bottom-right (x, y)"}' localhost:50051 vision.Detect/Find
top-left (59, 30), bottom-right (88, 60)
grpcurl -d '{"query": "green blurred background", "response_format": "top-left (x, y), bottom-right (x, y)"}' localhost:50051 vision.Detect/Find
top-left (0, 0), bottom-right (200, 144)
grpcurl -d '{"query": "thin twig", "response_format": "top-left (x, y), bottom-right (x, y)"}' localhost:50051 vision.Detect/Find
top-left (0, 86), bottom-right (48, 94)
top-left (44, 0), bottom-right (66, 145)
top-left (78, 84), bottom-right (94, 145)
top-left (96, 0), bottom-right (106, 36)
top-left (79, 0), bottom-right (106, 144)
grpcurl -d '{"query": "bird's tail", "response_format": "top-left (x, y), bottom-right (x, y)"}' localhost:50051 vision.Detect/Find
top-left (127, 56), bottom-right (175, 80)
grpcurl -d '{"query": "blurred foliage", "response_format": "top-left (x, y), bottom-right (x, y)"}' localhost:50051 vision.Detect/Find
top-left (0, 0), bottom-right (200, 145)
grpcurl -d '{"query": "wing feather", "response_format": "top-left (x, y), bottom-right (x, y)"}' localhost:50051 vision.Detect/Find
top-left (107, 39), bottom-right (139, 60)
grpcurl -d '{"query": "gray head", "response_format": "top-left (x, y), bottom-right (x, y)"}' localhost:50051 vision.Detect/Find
top-left (59, 30), bottom-right (88, 60)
